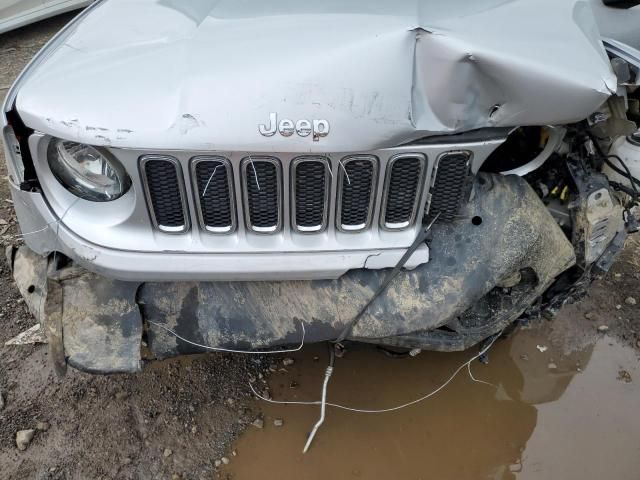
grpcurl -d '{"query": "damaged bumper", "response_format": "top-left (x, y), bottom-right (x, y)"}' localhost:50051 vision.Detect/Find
top-left (9, 174), bottom-right (577, 373)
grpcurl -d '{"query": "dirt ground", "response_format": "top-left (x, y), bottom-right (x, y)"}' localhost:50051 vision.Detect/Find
top-left (1, 13), bottom-right (639, 480)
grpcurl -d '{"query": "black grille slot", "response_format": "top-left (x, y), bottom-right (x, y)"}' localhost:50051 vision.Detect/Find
top-left (425, 152), bottom-right (471, 223)
top-left (142, 157), bottom-right (187, 232)
top-left (339, 157), bottom-right (376, 231)
top-left (193, 159), bottom-right (234, 232)
top-left (293, 159), bottom-right (329, 231)
top-left (243, 158), bottom-right (281, 232)
top-left (383, 155), bottom-right (425, 229)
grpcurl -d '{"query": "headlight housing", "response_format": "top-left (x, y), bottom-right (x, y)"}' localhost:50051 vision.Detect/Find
top-left (47, 139), bottom-right (131, 202)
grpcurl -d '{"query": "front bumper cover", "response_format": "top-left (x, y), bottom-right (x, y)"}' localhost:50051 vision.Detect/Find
top-left (9, 174), bottom-right (576, 374)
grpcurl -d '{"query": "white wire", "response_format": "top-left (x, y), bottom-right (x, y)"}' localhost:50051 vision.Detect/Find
top-left (12, 224), bottom-right (51, 239)
top-left (249, 332), bottom-right (500, 414)
top-left (248, 155), bottom-right (261, 191)
top-left (7, 197), bottom-right (81, 240)
top-left (201, 165), bottom-right (221, 197)
top-left (467, 362), bottom-right (495, 387)
top-left (338, 161), bottom-right (351, 185)
top-left (148, 320), bottom-right (306, 355)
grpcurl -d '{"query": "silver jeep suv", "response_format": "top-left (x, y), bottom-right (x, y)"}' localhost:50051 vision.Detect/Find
top-left (3, 0), bottom-right (640, 374)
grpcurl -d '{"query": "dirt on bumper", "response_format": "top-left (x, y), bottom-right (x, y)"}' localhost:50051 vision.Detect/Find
top-left (7, 174), bottom-right (576, 374)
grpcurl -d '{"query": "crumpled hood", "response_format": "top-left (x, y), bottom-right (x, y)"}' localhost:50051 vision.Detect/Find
top-left (16, 0), bottom-right (616, 152)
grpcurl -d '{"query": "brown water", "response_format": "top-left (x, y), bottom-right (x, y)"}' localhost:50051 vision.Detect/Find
top-left (225, 327), bottom-right (640, 480)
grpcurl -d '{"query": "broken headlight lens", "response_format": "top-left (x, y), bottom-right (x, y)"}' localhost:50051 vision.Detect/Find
top-left (47, 139), bottom-right (131, 201)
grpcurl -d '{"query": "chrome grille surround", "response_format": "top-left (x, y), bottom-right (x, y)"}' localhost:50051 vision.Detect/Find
top-left (424, 150), bottom-right (472, 223)
top-left (190, 156), bottom-right (236, 234)
top-left (139, 155), bottom-right (190, 234)
top-left (30, 131), bottom-right (507, 279)
top-left (380, 153), bottom-right (426, 231)
top-left (291, 156), bottom-right (331, 233)
top-left (240, 156), bottom-right (283, 234)
top-left (336, 155), bottom-right (378, 233)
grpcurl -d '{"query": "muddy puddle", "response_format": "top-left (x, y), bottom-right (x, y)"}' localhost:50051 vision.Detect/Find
top-left (224, 326), bottom-right (639, 479)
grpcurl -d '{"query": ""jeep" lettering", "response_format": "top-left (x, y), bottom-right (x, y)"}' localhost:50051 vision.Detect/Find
top-left (259, 112), bottom-right (330, 141)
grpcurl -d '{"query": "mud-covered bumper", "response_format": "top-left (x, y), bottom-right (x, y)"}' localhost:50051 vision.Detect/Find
top-left (9, 174), bottom-right (577, 374)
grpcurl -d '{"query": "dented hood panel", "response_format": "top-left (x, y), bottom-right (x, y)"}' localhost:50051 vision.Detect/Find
top-left (16, 0), bottom-right (616, 152)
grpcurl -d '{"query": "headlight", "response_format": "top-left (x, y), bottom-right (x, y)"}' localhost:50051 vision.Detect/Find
top-left (47, 139), bottom-right (131, 202)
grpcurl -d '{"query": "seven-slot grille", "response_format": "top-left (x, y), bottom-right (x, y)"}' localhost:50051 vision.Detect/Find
top-left (140, 151), bottom-right (470, 235)
top-left (242, 157), bottom-right (282, 233)
top-left (424, 152), bottom-right (471, 223)
top-left (381, 154), bottom-right (426, 230)
top-left (338, 156), bottom-right (377, 231)
top-left (140, 156), bottom-right (189, 233)
top-left (192, 157), bottom-right (235, 233)
top-left (292, 157), bottom-right (330, 232)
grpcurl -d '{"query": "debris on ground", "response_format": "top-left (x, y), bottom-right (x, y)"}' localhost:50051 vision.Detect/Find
top-left (274, 418), bottom-right (284, 427)
top-left (548, 362), bottom-right (558, 370)
top-left (251, 418), bottom-right (264, 429)
top-left (598, 325), bottom-right (610, 333)
top-left (15, 429), bottom-right (35, 451)
top-left (617, 370), bottom-right (632, 383)
top-left (624, 296), bottom-right (637, 306)
top-left (221, 457), bottom-right (230, 465)
top-left (4, 323), bottom-right (47, 346)
top-left (536, 345), bottom-right (548, 353)
top-left (282, 358), bottom-right (295, 367)
top-left (163, 448), bottom-right (173, 458)
top-left (35, 421), bottom-right (49, 431)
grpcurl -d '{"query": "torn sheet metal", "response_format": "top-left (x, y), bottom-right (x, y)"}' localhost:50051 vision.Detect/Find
top-left (13, 0), bottom-right (616, 152)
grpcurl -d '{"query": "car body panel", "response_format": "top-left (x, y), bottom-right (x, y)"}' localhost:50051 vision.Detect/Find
top-left (0, 0), bottom-right (90, 35)
top-left (591, 0), bottom-right (640, 50)
top-left (12, 0), bottom-right (617, 153)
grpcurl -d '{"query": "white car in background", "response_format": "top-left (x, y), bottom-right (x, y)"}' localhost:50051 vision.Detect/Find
top-left (0, 0), bottom-right (90, 35)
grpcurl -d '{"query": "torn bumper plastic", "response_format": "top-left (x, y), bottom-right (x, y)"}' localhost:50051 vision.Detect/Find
top-left (8, 174), bottom-right (577, 374)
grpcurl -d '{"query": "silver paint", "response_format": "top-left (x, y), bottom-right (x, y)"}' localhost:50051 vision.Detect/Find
top-left (4, 0), bottom-right (625, 153)
top-left (2, 0), bottom-right (639, 281)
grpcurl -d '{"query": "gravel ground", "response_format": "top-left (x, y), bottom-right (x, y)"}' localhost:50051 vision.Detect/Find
top-left (1, 12), bottom-right (639, 480)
